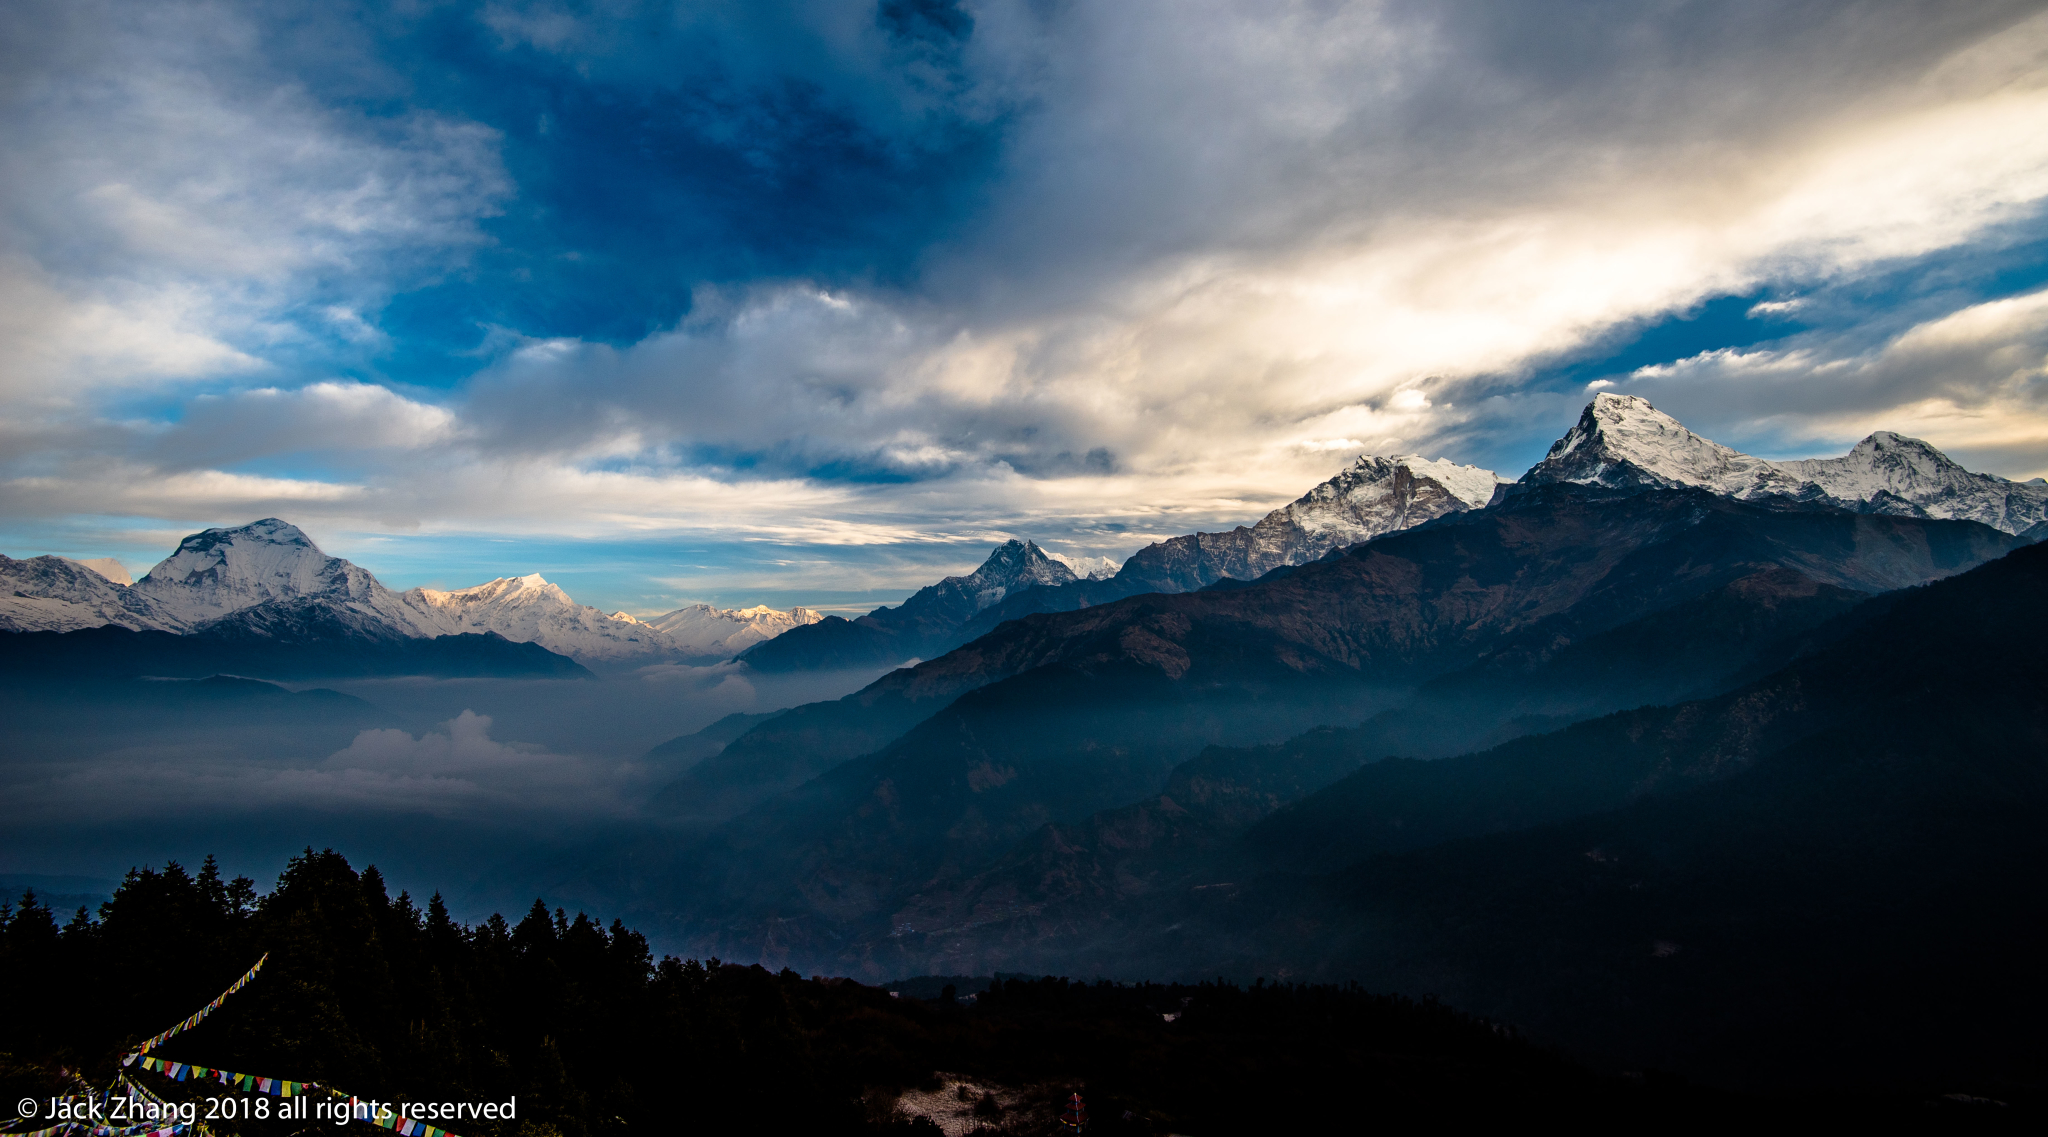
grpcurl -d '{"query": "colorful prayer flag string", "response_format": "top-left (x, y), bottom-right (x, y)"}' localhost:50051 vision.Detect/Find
top-left (129, 1057), bottom-right (310, 1098)
top-left (128, 1058), bottom-right (464, 1137)
top-left (124, 954), bottom-right (268, 1060)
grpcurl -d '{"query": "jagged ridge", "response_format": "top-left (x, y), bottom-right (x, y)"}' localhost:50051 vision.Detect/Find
top-left (1521, 392), bottom-right (2048, 533)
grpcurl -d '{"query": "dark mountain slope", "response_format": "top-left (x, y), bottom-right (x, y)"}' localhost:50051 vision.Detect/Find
top-left (646, 661), bottom-right (1008, 824)
top-left (848, 486), bottom-right (2013, 706)
top-left (641, 710), bottom-right (786, 771)
top-left (745, 456), bottom-right (1504, 674)
top-left (759, 571), bottom-right (1890, 979)
top-left (1252, 539), bottom-right (2047, 873)
top-left (0, 623), bottom-right (591, 682)
top-left (1178, 539), bottom-right (2048, 1089)
top-left (663, 488), bottom-right (2019, 966)
top-left (822, 540), bottom-right (2048, 1095)
top-left (0, 671), bottom-right (394, 761)
top-left (682, 484), bottom-right (2014, 826)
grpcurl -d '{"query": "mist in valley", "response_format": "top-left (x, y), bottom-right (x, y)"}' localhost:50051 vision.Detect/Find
top-left (0, 663), bottom-right (892, 937)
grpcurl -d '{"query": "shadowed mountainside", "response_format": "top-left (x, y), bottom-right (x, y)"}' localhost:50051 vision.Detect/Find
top-left (0, 623), bottom-right (591, 682)
top-left (818, 541), bottom-right (2048, 1093)
top-left (659, 486), bottom-right (2020, 964)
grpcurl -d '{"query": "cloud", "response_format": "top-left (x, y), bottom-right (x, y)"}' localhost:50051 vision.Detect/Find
top-left (1623, 287), bottom-right (2048, 476)
top-left (5, 0), bottom-right (2048, 604)
top-left (3, 710), bottom-right (640, 824)
top-left (0, 0), bottom-right (510, 401)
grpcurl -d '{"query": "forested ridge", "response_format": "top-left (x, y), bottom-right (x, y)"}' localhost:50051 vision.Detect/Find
top-left (0, 850), bottom-right (2009, 1133)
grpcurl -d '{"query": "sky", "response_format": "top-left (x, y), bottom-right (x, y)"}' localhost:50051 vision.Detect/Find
top-left (4, 0), bottom-right (2048, 615)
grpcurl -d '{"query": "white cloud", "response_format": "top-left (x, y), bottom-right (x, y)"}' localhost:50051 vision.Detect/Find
top-left (7, 1), bottom-right (2048, 597)
top-left (1621, 287), bottom-right (2048, 477)
top-left (150, 382), bottom-right (460, 471)
top-left (0, 0), bottom-right (509, 404)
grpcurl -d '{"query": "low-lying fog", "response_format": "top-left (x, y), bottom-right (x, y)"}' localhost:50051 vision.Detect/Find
top-left (0, 662), bottom-right (892, 944)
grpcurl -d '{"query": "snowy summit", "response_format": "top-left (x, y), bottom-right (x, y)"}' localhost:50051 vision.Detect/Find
top-left (0, 519), bottom-right (824, 663)
top-left (1522, 393), bottom-right (2048, 534)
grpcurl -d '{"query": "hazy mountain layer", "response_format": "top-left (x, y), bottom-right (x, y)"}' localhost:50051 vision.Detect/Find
top-left (761, 539), bottom-right (2048, 1093)
top-left (0, 623), bottom-right (592, 683)
top-left (665, 485), bottom-right (2021, 964)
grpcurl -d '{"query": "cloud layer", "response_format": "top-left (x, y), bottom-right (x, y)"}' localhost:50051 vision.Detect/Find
top-left (4, 1), bottom-right (2047, 606)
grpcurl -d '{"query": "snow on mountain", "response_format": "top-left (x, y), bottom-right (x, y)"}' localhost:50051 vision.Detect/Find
top-left (1782, 432), bottom-right (2048, 533)
top-left (0, 554), bottom-right (183, 634)
top-left (69, 557), bottom-right (134, 586)
top-left (403, 574), bottom-right (681, 662)
top-left (1279, 453), bottom-right (1507, 541)
top-left (1522, 393), bottom-right (2048, 533)
top-left (635, 603), bottom-right (824, 660)
top-left (1115, 453), bottom-right (1509, 592)
top-left (1046, 552), bottom-right (1121, 581)
top-left (1520, 393), bottom-right (1801, 497)
top-left (3, 519), bottom-right (828, 662)
top-left (129, 518), bottom-right (442, 635)
top-left (734, 541), bottom-right (1085, 671)
top-left (950, 540), bottom-right (1077, 612)
top-left (2, 517), bottom-right (828, 663)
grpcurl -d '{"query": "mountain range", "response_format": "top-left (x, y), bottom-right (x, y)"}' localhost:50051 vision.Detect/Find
top-left (10, 388), bottom-right (2047, 1090)
top-left (631, 394), bottom-right (2043, 1087)
top-left (1521, 393), bottom-right (2048, 531)
top-left (819, 538), bottom-right (2047, 1090)
top-left (0, 520), bottom-right (820, 667)
top-left (742, 453), bottom-right (1512, 672)
top-left (741, 397), bottom-right (2046, 675)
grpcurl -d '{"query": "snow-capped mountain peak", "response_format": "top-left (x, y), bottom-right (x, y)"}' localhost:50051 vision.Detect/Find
top-left (414, 573), bottom-right (576, 612)
top-left (959, 540), bottom-right (1077, 611)
top-left (640, 602), bottom-right (825, 659)
top-left (1522, 394), bottom-right (2048, 534)
top-left (3, 520), bottom-right (828, 661)
top-left (1046, 551), bottom-right (1121, 581)
top-left (69, 557), bottom-right (134, 586)
top-left (1110, 452), bottom-right (1509, 594)
top-left (1526, 392), bottom-right (1799, 497)
top-left (403, 574), bottom-right (681, 662)
top-left (0, 554), bottom-right (182, 633)
top-left (1268, 452), bottom-right (1510, 546)
top-left (129, 518), bottom-right (403, 627)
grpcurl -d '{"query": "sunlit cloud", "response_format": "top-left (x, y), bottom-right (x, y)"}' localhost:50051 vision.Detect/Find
top-left (3, 0), bottom-right (2047, 605)
top-left (1624, 286), bottom-right (2048, 477)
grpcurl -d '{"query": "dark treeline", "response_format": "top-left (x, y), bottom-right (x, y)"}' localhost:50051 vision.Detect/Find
top-left (0, 850), bottom-right (1969, 1133)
